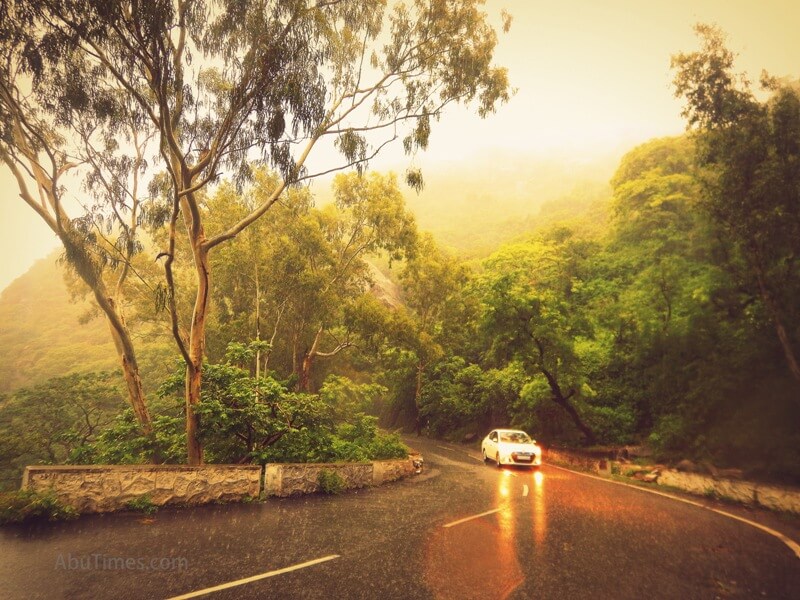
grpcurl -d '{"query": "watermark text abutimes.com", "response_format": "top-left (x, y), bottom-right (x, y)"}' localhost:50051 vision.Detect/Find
top-left (56, 553), bottom-right (188, 571)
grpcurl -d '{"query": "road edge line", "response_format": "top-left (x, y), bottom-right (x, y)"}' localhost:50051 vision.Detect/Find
top-left (547, 463), bottom-right (800, 561)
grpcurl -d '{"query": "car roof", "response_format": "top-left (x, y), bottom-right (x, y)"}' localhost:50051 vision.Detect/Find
top-left (493, 429), bottom-right (529, 434)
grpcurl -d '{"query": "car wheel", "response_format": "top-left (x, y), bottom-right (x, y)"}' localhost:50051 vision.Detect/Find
top-left (482, 449), bottom-right (489, 462)
top-left (496, 453), bottom-right (502, 468)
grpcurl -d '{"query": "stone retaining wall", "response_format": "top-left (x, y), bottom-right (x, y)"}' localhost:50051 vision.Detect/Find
top-left (22, 457), bottom-right (419, 513)
top-left (265, 457), bottom-right (417, 497)
top-left (658, 470), bottom-right (800, 514)
top-left (22, 464), bottom-right (261, 513)
top-left (265, 462), bottom-right (373, 497)
top-left (544, 448), bottom-right (800, 515)
top-left (373, 456), bottom-right (417, 485)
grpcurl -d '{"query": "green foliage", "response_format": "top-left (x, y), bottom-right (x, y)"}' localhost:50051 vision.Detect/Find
top-left (77, 407), bottom-right (185, 466)
top-left (418, 358), bottom-right (490, 436)
top-left (157, 361), bottom-right (330, 465)
top-left (0, 489), bottom-right (78, 525)
top-left (261, 413), bottom-right (407, 464)
top-left (672, 24), bottom-right (800, 386)
top-left (125, 494), bottom-right (157, 515)
top-left (319, 376), bottom-right (387, 422)
top-left (317, 470), bottom-right (346, 495)
top-left (0, 372), bottom-right (127, 490)
top-left (331, 415), bottom-right (408, 462)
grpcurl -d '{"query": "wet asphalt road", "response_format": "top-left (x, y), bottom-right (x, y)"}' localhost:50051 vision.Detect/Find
top-left (1, 437), bottom-right (799, 600)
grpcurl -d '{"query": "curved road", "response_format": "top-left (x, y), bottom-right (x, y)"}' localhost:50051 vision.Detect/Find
top-left (1, 437), bottom-right (799, 599)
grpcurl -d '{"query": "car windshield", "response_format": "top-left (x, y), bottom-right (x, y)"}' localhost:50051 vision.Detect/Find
top-left (500, 431), bottom-right (532, 444)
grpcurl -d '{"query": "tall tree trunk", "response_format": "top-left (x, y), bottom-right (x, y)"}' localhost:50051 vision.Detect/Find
top-left (68, 235), bottom-right (154, 436)
top-left (754, 259), bottom-right (800, 388)
top-left (299, 353), bottom-right (314, 393)
top-left (299, 326), bottom-right (323, 393)
top-left (413, 362), bottom-right (425, 434)
top-left (184, 238), bottom-right (210, 465)
top-left (254, 265), bottom-right (261, 379)
top-left (2, 142), bottom-right (154, 437)
top-left (185, 362), bottom-right (203, 465)
top-left (540, 367), bottom-right (597, 446)
top-left (104, 299), bottom-right (152, 436)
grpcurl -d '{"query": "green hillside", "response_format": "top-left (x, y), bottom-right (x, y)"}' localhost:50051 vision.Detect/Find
top-left (0, 256), bottom-right (117, 394)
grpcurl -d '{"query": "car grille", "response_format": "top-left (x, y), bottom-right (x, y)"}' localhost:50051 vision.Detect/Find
top-left (511, 452), bottom-right (534, 462)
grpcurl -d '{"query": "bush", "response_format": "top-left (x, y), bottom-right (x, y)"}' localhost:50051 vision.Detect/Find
top-left (73, 407), bottom-right (185, 465)
top-left (317, 469), bottom-right (346, 495)
top-left (125, 494), bottom-right (158, 514)
top-left (257, 414), bottom-right (408, 464)
top-left (0, 489), bottom-right (78, 525)
top-left (330, 415), bottom-right (408, 461)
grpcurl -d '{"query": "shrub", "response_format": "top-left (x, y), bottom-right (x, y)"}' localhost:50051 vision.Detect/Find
top-left (125, 494), bottom-right (158, 514)
top-left (317, 469), bottom-right (346, 495)
top-left (0, 489), bottom-right (78, 525)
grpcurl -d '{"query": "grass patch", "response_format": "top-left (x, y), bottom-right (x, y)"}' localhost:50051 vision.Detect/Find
top-left (0, 489), bottom-right (78, 525)
top-left (124, 494), bottom-right (158, 514)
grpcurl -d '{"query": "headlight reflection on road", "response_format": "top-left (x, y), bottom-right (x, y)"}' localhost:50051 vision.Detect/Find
top-left (499, 469), bottom-right (512, 498)
top-left (533, 469), bottom-right (544, 487)
top-left (493, 471), bottom-right (523, 599)
top-left (422, 468), bottom-right (525, 599)
top-left (531, 469), bottom-right (546, 546)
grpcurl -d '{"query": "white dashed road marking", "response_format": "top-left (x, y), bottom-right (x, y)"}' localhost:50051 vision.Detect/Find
top-left (443, 508), bottom-right (503, 529)
top-left (165, 555), bottom-right (341, 599)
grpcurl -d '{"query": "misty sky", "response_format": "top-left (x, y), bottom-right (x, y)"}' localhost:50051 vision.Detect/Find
top-left (1, 0), bottom-right (798, 292)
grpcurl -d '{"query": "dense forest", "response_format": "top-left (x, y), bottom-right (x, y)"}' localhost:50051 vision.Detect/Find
top-left (0, 4), bottom-right (797, 490)
top-left (2, 130), bottom-right (799, 487)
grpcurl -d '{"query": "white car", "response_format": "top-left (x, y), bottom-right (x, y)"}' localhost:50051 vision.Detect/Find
top-left (481, 429), bottom-right (542, 468)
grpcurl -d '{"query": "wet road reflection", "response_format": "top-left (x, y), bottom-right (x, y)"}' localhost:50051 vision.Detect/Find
top-left (423, 466), bottom-right (541, 599)
top-left (531, 469), bottom-right (547, 547)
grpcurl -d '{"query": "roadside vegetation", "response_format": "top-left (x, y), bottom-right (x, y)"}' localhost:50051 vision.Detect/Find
top-left (0, 490), bottom-right (78, 525)
top-left (0, 14), bottom-right (798, 489)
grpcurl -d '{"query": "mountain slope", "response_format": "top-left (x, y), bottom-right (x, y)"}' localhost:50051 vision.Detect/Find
top-left (0, 255), bottom-right (116, 394)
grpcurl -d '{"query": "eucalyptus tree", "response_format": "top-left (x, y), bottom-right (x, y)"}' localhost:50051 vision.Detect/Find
top-left (4, 0), bottom-right (509, 463)
top-left (0, 14), bottom-right (156, 433)
top-left (672, 24), bottom-right (800, 388)
top-left (203, 169), bottom-right (314, 375)
top-left (207, 171), bottom-right (416, 392)
top-left (294, 171), bottom-right (417, 392)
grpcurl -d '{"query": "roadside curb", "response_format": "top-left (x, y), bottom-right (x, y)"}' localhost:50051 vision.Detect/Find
top-left (544, 448), bottom-right (800, 516)
top-left (545, 461), bottom-right (800, 562)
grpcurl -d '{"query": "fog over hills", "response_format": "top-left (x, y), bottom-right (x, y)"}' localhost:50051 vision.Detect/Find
top-left (0, 152), bottom-right (617, 394)
top-left (315, 148), bottom-right (619, 255)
